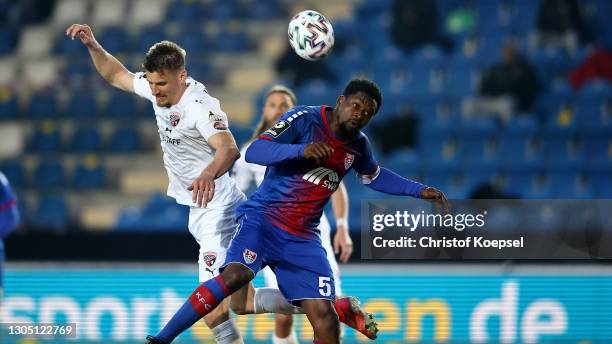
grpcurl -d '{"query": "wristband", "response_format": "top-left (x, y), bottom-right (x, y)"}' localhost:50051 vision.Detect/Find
top-left (336, 218), bottom-right (348, 228)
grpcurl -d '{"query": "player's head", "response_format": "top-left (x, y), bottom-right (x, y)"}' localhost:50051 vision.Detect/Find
top-left (253, 85), bottom-right (297, 139)
top-left (142, 40), bottom-right (187, 107)
top-left (334, 78), bottom-right (382, 135)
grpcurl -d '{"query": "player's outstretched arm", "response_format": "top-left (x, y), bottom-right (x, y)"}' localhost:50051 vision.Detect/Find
top-left (188, 132), bottom-right (240, 208)
top-left (245, 138), bottom-right (334, 166)
top-left (331, 182), bottom-right (353, 263)
top-left (65, 24), bottom-right (134, 93)
top-left (363, 167), bottom-right (450, 213)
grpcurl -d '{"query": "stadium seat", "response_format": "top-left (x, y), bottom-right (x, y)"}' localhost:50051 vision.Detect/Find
top-left (28, 121), bottom-right (62, 153)
top-left (69, 127), bottom-right (102, 153)
top-left (64, 93), bottom-right (98, 118)
top-left (135, 25), bottom-right (167, 53)
top-left (91, 0), bottom-right (127, 28)
top-left (231, 125), bottom-right (253, 148)
top-left (26, 93), bottom-right (57, 119)
top-left (108, 127), bottom-right (141, 153)
top-left (166, 0), bottom-right (205, 21)
top-left (104, 91), bottom-right (138, 118)
top-left (0, 90), bottom-right (18, 120)
top-left (72, 155), bottom-right (106, 189)
top-left (32, 195), bottom-right (69, 230)
top-left (34, 160), bottom-right (65, 190)
top-left (214, 29), bottom-right (250, 53)
top-left (245, 0), bottom-right (283, 20)
top-left (0, 160), bottom-right (27, 188)
top-left (97, 26), bottom-right (130, 54)
top-left (208, 1), bottom-right (246, 22)
top-left (0, 28), bottom-right (18, 55)
top-left (129, 0), bottom-right (166, 27)
top-left (176, 27), bottom-right (209, 55)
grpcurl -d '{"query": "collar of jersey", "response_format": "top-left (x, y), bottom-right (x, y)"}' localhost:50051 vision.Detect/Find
top-left (320, 105), bottom-right (355, 145)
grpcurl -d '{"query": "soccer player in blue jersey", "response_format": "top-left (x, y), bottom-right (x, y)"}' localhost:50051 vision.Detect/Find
top-left (0, 172), bottom-right (20, 304)
top-left (146, 78), bottom-right (448, 344)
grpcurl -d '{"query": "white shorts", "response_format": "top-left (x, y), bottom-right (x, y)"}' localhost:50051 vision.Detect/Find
top-left (188, 197), bottom-right (245, 283)
top-left (262, 212), bottom-right (342, 295)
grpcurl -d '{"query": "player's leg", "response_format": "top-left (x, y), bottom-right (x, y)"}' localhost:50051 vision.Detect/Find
top-left (190, 206), bottom-right (242, 344)
top-left (301, 299), bottom-right (340, 344)
top-left (262, 267), bottom-right (298, 343)
top-left (147, 213), bottom-right (263, 344)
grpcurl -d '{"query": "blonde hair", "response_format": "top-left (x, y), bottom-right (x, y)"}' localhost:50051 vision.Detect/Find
top-left (251, 85), bottom-right (297, 140)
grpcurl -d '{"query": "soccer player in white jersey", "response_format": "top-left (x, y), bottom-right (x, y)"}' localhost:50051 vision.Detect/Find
top-left (232, 85), bottom-right (353, 344)
top-left (65, 24), bottom-right (249, 343)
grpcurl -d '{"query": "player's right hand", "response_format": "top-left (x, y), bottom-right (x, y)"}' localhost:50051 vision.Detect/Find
top-left (65, 24), bottom-right (97, 48)
top-left (303, 142), bottom-right (334, 164)
top-left (188, 171), bottom-right (216, 208)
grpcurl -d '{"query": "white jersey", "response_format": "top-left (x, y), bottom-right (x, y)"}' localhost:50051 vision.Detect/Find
top-left (133, 72), bottom-right (244, 208)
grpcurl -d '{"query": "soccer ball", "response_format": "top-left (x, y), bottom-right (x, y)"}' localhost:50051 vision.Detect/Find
top-left (288, 10), bottom-right (334, 61)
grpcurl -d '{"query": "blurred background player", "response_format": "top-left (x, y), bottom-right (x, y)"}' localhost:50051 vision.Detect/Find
top-left (232, 85), bottom-right (353, 344)
top-left (0, 171), bottom-right (20, 305)
top-left (149, 78), bottom-right (447, 344)
top-left (65, 24), bottom-right (247, 344)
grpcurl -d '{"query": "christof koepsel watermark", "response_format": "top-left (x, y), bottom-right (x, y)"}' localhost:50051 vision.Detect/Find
top-left (372, 236), bottom-right (524, 249)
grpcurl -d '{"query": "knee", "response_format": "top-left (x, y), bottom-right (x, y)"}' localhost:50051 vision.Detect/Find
top-left (310, 307), bottom-right (339, 332)
top-left (275, 314), bottom-right (294, 328)
top-left (221, 264), bottom-right (253, 292)
top-left (230, 299), bottom-right (249, 315)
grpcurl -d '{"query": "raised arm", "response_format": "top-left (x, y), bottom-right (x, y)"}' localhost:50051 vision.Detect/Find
top-left (65, 24), bottom-right (135, 92)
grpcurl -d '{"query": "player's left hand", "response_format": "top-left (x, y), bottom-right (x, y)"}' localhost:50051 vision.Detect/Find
top-left (188, 171), bottom-right (215, 208)
top-left (334, 227), bottom-right (353, 263)
top-left (420, 187), bottom-right (451, 214)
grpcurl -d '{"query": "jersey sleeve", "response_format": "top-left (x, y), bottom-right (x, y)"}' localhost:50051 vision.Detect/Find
top-left (0, 173), bottom-right (20, 237)
top-left (258, 108), bottom-right (309, 144)
top-left (232, 144), bottom-right (254, 192)
top-left (189, 100), bottom-right (232, 141)
top-left (132, 72), bottom-right (154, 102)
top-left (353, 136), bottom-right (381, 185)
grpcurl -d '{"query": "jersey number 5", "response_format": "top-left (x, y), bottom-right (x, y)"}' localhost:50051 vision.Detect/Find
top-left (318, 276), bottom-right (332, 297)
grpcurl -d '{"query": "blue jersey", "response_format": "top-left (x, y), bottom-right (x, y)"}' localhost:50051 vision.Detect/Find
top-left (236, 105), bottom-right (379, 238)
top-left (0, 171), bottom-right (20, 287)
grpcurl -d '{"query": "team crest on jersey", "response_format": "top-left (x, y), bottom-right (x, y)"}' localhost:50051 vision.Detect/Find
top-left (214, 121), bottom-right (227, 130)
top-left (265, 120), bottom-right (290, 137)
top-left (209, 111), bottom-right (224, 123)
top-left (203, 251), bottom-right (217, 267)
top-left (344, 153), bottom-right (355, 170)
top-left (243, 249), bottom-right (257, 264)
top-left (169, 112), bottom-right (181, 127)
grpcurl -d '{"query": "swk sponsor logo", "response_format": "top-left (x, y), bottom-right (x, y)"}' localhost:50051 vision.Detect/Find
top-left (302, 167), bottom-right (339, 191)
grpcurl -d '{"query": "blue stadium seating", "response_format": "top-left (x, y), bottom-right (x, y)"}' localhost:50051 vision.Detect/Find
top-left (35, 161), bottom-right (65, 190)
top-left (28, 124), bottom-right (62, 153)
top-left (0, 92), bottom-right (18, 120)
top-left (72, 158), bottom-right (106, 189)
top-left (115, 193), bottom-right (189, 231)
top-left (70, 127), bottom-right (102, 153)
top-left (105, 91), bottom-right (138, 118)
top-left (26, 94), bottom-right (57, 119)
top-left (166, 0), bottom-right (205, 21)
top-left (0, 160), bottom-right (26, 188)
top-left (64, 93), bottom-right (98, 118)
top-left (32, 195), bottom-right (69, 230)
top-left (0, 28), bottom-right (18, 55)
top-left (214, 30), bottom-right (250, 53)
top-left (135, 25), bottom-right (167, 53)
top-left (97, 26), bottom-right (130, 54)
top-left (108, 127), bottom-right (141, 153)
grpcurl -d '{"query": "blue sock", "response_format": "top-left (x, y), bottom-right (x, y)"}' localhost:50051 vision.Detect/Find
top-left (157, 275), bottom-right (230, 343)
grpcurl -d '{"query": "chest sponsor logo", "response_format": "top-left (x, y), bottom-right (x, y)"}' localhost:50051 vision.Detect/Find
top-left (161, 133), bottom-right (181, 145)
top-left (344, 153), bottom-right (355, 170)
top-left (302, 167), bottom-right (339, 191)
top-left (169, 111), bottom-right (181, 127)
top-left (265, 120), bottom-right (290, 138)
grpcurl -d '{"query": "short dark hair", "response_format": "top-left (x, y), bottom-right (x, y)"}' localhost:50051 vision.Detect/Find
top-left (143, 40), bottom-right (186, 73)
top-left (342, 78), bottom-right (382, 114)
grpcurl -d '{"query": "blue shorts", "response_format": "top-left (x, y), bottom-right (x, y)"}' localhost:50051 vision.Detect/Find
top-left (222, 211), bottom-right (335, 304)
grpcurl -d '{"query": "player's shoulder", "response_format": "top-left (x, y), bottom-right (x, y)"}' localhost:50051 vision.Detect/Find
top-left (278, 105), bottom-right (321, 124)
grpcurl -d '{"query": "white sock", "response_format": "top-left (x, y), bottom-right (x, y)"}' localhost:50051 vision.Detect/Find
top-left (272, 330), bottom-right (299, 344)
top-left (211, 318), bottom-right (243, 344)
top-left (253, 287), bottom-right (303, 314)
